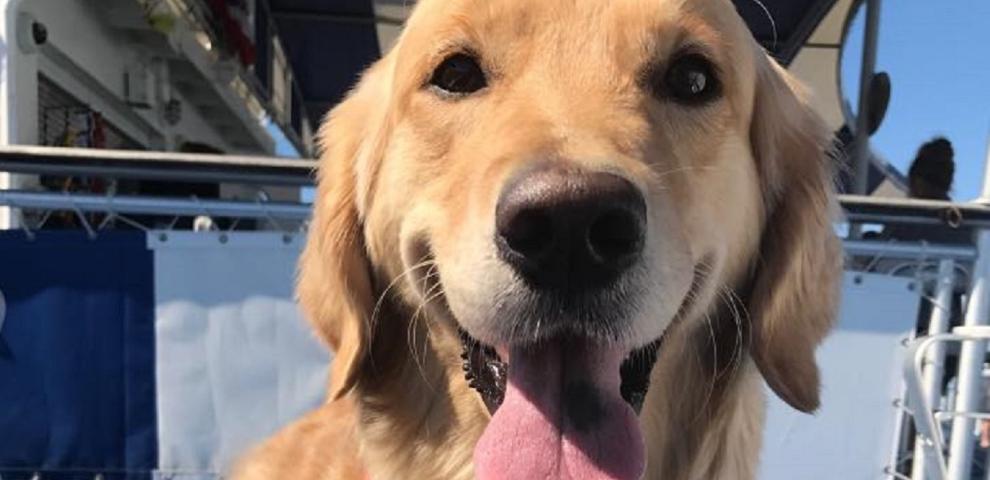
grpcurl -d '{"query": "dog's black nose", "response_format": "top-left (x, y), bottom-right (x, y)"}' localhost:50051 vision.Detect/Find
top-left (495, 164), bottom-right (646, 291)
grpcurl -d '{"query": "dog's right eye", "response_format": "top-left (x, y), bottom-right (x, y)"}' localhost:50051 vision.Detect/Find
top-left (647, 52), bottom-right (722, 106)
top-left (428, 53), bottom-right (487, 96)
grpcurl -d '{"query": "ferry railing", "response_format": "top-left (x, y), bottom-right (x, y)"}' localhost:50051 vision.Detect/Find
top-left (845, 194), bottom-right (990, 480)
top-left (896, 230), bottom-right (990, 480)
top-left (0, 190), bottom-right (310, 222)
top-left (910, 259), bottom-right (959, 480)
top-left (840, 193), bottom-right (990, 480)
top-left (0, 145), bottom-right (315, 186)
top-left (5, 145), bottom-right (990, 223)
top-left (0, 145), bottom-right (315, 234)
top-left (904, 326), bottom-right (990, 480)
top-left (844, 240), bottom-right (972, 480)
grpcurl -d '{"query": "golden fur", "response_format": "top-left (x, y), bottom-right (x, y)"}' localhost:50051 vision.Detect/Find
top-left (232, 0), bottom-right (841, 478)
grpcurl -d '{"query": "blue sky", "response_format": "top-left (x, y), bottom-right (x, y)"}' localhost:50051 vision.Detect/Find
top-left (840, 1), bottom-right (990, 201)
top-left (265, 119), bottom-right (318, 202)
top-left (266, 120), bottom-right (302, 158)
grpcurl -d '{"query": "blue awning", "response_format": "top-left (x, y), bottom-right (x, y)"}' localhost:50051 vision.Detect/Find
top-left (265, 0), bottom-right (382, 127)
top-left (269, 0), bottom-right (840, 128)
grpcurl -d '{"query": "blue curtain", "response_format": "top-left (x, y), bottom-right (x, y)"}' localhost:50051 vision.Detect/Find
top-left (0, 231), bottom-right (156, 480)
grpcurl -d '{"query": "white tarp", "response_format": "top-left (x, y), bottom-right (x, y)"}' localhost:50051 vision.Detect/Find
top-left (150, 232), bottom-right (330, 479)
top-left (759, 271), bottom-right (921, 479)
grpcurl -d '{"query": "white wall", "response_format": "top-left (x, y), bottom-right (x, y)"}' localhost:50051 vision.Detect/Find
top-left (16, 0), bottom-right (239, 152)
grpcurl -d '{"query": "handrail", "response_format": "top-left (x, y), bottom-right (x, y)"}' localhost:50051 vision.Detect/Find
top-left (843, 240), bottom-right (976, 261)
top-left (0, 145), bottom-right (315, 186)
top-left (0, 147), bottom-right (988, 230)
top-left (0, 190), bottom-right (310, 221)
top-left (841, 195), bottom-right (990, 229)
top-left (904, 326), bottom-right (990, 480)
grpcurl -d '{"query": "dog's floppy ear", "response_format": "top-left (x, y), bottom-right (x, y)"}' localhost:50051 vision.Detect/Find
top-left (298, 57), bottom-right (393, 400)
top-left (747, 54), bottom-right (842, 413)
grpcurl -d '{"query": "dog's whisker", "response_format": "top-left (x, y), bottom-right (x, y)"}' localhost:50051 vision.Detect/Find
top-left (392, 262), bottom-right (438, 356)
top-left (363, 258), bottom-right (436, 378)
top-left (724, 286), bottom-right (753, 365)
top-left (684, 313), bottom-right (715, 428)
top-left (749, 0), bottom-right (779, 48)
top-left (372, 258), bottom-right (437, 328)
top-left (715, 286), bottom-right (746, 380)
top-left (412, 271), bottom-right (445, 346)
top-left (699, 311), bottom-right (721, 423)
top-left (677, 257), bottom-right (723, 426)
top-left (406, 299), bottom-right (444, 393)
top-left (406, 268), bottom-right (445, 388)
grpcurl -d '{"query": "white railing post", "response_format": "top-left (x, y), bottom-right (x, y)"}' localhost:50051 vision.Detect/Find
top-left (947, 231), bottom-right (990, 480)
top-left (912, 259), bottom-right (958, 479)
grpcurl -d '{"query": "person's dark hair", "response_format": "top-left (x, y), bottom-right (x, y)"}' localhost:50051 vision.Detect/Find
top-left (908, 137), bottom-right (955, 194)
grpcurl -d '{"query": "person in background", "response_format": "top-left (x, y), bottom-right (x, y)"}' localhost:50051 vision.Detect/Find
top-left (906, 137), bottom-right (955, 201)
top-left (873, 137), bottom-right (968, 244)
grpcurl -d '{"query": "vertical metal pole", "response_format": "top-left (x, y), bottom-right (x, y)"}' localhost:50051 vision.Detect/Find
top-left (964, 124), bottom-right (990, 479)
top-left (0, 0), bottom-right (14, 230)
top-left (849, 0), bottom-right (882, 238)
top-left (852, 0), bottom-right (882, 196)
top-left (912, 259), bottom-right (958, 479)
top-left (947, 231), bottom-right (990, 480)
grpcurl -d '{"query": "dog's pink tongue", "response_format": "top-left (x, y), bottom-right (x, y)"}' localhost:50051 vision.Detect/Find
top-left (474, 339), bottom-right (644, 480)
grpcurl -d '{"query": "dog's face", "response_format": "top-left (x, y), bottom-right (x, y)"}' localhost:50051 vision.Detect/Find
top-left (299, 0), bottom-right (840, 478)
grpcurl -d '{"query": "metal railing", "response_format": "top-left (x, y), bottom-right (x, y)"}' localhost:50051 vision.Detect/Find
top-left (0, 145), bottom-right (315, 186)
top-left (0, 146), bottom-right (316, 233)
top-left (905, 326), bottom-right (990, 480)
top-left (847, 199), bottom-right (990, 480)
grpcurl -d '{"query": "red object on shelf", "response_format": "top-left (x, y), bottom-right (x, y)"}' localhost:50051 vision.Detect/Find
top-left (91, 112), bottom-right (107, 149)
top-left (206, 0), bottom-right (257, 67)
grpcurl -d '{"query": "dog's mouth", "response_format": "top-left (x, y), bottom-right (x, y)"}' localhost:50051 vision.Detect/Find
top-left (466, 335), bottom-right (652, 480)
top-left (457, 260), bottom-right (708, 418)
top-left (454, 262), bottom-right (706, 480)
top-left (459, 330), bottom-right (661, 416)
top-left (459, 331), bottom-right (662, 479)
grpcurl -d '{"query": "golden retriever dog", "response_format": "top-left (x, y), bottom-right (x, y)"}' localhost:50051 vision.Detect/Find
top-left (233, 0), bottom-right (841, 478)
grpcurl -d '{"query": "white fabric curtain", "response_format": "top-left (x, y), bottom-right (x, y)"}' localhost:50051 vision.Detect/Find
top-left (151, 232), bottom-right (330, 479)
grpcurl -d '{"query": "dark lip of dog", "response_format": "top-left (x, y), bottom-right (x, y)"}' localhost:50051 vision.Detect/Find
top-left (458, 330), bottom-right (663, 415)
top-left (453, 259), bottom-right (710, 416)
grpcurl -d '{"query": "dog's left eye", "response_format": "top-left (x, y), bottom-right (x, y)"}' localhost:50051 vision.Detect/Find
top-left (429, 53), bottom-right (488, 96)
top-left (654, 53), bottom-right (721, 105)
